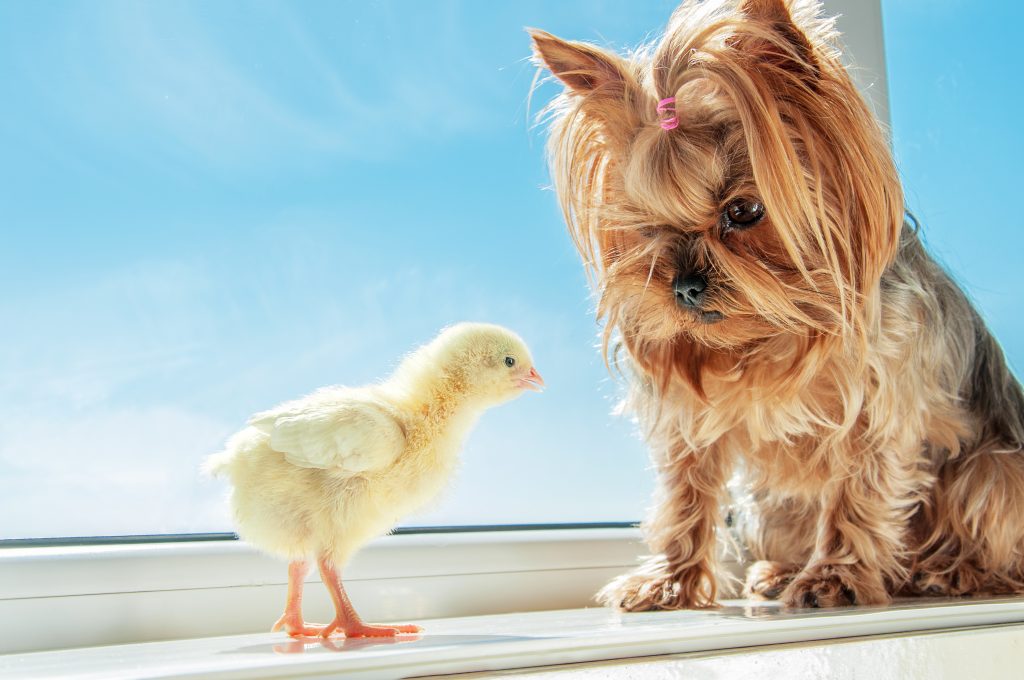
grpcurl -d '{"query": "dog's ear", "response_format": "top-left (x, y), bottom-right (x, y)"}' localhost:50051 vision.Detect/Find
top-left (529, 28), bottom-right (646, 148)
top-left (734, 0), bottom-right (820, 79)
top-left (741, 0), bottom-right (799, 24)
top-left (529, 29), bottom-right (631, 95)
top-left (731, 0), bottom-right (901, 316)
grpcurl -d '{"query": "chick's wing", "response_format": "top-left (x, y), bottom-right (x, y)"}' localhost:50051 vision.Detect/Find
top-left (249, 394), bottom-right (405, 473)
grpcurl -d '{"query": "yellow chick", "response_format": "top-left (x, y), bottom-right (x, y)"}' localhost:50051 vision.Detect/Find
top-left (204, 322), bottom-right (543, 638)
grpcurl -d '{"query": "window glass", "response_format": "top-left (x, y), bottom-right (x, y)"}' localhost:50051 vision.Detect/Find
top-left (882, 1), bottom-right (1023, 374)
top-left (0, 1), bottom-right (683, 539)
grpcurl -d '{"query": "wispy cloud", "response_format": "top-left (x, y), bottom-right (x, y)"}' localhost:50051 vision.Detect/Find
top-left (28, 1), bottom-right (495, 175)
top-left (0, 242), bottom-right (651, 537)
top-left (0, 403), bottom-right (233, 538)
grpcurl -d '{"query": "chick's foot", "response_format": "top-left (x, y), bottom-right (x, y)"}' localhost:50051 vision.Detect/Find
top-left (321, 618), bottom-right (422, 638)
top-left (272, 612), bottom-right (327, 638)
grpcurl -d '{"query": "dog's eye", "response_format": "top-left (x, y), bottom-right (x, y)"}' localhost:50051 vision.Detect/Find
top-left (722, 198), bottom-right (765, 230)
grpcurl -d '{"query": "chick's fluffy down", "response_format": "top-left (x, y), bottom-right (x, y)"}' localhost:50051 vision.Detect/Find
top-left (205, 323), bottom-right (538, 567)
top-left (207, 386), bottom-right (477, 565)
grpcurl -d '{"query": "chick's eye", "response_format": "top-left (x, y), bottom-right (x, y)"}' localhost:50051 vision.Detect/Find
top-left (722, 198), bottom-right (765, 230)
top-left (504, 356), bottom-right (516, 368)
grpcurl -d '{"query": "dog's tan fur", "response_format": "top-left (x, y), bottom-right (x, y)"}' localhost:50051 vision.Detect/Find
top-left (531, 0), bottom-right (1024, 608)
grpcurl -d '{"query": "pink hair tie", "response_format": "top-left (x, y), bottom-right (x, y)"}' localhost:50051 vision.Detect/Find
top-left (657, 97), bottom-right (678, 131)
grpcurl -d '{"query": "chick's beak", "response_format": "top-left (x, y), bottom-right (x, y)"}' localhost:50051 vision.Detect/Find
top-left (517, 367), bottom-right (545, 392)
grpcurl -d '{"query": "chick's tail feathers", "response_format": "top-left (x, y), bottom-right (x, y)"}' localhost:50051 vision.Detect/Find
top-left (203, 427), bottom-right (263, 478)
top-left (201, 449), bottom-right (233, 478)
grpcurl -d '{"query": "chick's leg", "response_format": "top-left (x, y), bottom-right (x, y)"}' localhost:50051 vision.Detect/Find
top-left (271, 560), bottom-right (325, 637)
top-left (317, 556), bottom-right (421, 638)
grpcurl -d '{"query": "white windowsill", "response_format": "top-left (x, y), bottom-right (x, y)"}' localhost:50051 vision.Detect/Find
top-left (5, 527), bottom-right (1024, 678)
top-left (4, 599), bottom-right (1024, 679)
top-left (0, 527), bottom-right (666, 654)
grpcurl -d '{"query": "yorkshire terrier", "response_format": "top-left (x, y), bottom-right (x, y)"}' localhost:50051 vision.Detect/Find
top-left (531, 0), bottom-right (1024, 609)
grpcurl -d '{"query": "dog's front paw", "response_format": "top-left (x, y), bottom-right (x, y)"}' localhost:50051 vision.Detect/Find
top-left (906, 564), bottom-right (988, 597)
top-left (782, 565), bottom-right (890, 608)
top-left (743, 560), bottom-right (800, 600)
top-left (598, 557), bottom-right (716, 611)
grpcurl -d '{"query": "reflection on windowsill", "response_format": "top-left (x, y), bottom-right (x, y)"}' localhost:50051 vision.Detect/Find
top-left (229, 633), bottom-right (541, 656)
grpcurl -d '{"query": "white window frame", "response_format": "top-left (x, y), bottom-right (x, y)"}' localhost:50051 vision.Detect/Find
top-left (0, 526), bottom-right (669, 654)
top-left (0, 0), bottom-right (890, 657)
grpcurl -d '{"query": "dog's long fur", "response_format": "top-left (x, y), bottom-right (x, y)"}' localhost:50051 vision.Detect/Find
top-left (531, 0), bottom-right (1024, 608)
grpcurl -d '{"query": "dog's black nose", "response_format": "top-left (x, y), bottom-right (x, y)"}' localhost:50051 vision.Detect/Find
top-left (673, 273), bottom-right (708, 308)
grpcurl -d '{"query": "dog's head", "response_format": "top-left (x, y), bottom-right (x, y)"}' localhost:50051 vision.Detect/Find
top-left (532, 0), bottom-right (903, 392)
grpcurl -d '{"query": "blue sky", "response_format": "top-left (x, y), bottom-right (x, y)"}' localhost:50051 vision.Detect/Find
top-left (0, 1), bottom-right (1020, 539)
